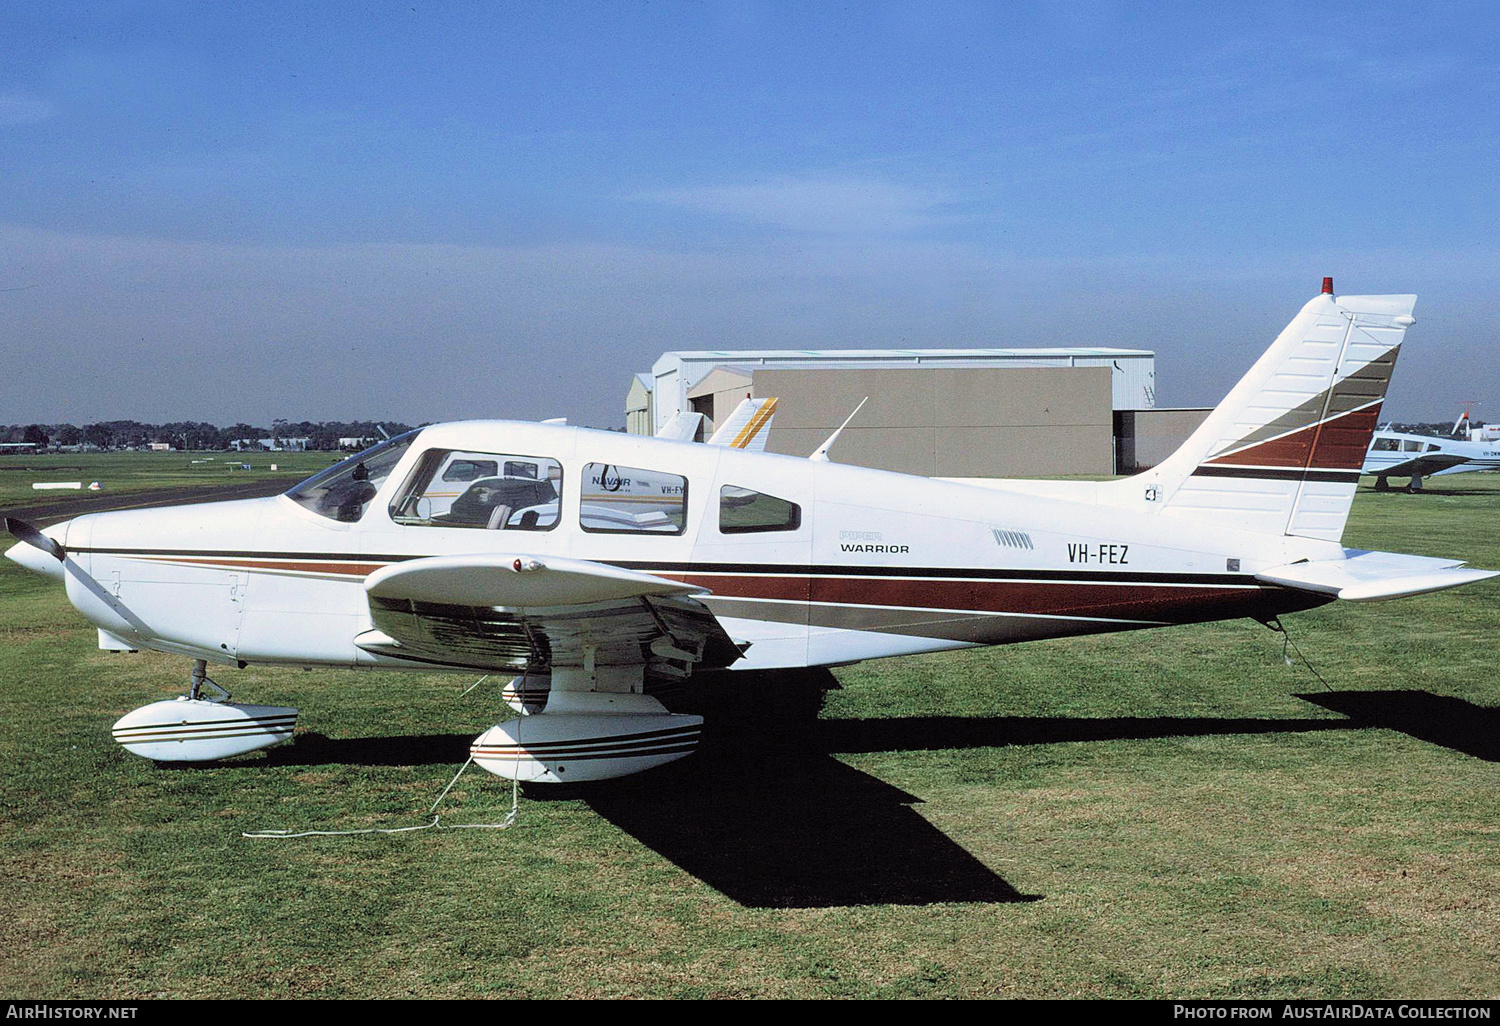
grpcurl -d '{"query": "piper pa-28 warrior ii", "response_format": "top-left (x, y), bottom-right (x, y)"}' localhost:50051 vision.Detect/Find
top-left (6, 281), bottom-right (1496, 783)
top-left (1362, 428), bottom-right (1500, 492)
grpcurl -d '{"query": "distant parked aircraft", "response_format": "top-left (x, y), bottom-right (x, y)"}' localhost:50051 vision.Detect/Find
top-left (1363, 430), bottom-right (1500, 491)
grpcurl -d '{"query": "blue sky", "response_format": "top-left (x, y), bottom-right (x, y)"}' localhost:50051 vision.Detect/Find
top-left (2, 1), bottom-right (1498, 427)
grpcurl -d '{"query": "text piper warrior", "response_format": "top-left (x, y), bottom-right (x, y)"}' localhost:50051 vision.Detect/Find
top-left (7, 283), bottom-right (1496, 782)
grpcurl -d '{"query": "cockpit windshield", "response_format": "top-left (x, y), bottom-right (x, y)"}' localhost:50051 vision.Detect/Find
top-left (285, 432), bottom-right (417, 522)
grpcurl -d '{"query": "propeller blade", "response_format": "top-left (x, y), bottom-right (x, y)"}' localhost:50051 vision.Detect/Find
top-left (3, 517), bottom-right (65, 562)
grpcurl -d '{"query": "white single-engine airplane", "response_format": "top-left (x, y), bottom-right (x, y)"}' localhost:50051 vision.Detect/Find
top-left (6, 283), bottom-right (1496, 783)
top-left (1362, 428), bottom-right (1500, 492)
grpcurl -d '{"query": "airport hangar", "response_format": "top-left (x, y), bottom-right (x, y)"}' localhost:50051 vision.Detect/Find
top-left (627, 349), bottom-right (1210, 477)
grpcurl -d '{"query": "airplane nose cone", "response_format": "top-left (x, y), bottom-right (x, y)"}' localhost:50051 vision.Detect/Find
top-left (4, 519), bottom-right (69, 581)
top-left (5, 537), bottom-right (66, 581)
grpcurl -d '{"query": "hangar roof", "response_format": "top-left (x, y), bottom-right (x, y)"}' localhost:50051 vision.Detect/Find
top-left (656, 347), bottom-right (1150, 364)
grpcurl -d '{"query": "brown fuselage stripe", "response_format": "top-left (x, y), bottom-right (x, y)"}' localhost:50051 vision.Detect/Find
top-left (140, 556), bottom-right (384, 576)
top-left (101, 553), bottom-right (1299, 625)
top-left (647, 573), bottom-right (1268, 625)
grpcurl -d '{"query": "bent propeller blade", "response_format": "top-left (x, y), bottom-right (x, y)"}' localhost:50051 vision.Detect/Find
top-left (3, 517), bottom-right (65, 561)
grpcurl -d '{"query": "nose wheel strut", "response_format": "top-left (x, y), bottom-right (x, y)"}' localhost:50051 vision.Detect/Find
top-left (188, 658), bottom-right (231, 703)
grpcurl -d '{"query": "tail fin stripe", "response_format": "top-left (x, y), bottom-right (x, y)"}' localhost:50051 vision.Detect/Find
top-left (730, 397), bottom-right (778, 449)
top-left (1203, 396), bottom-right (1385, 470)
top-left (1203, 343), bottom-right (1395, 459)
top-left (1303, 403), bottom-right (1386, 469)
top-left (1192, 466), bottom-right (1362, 483)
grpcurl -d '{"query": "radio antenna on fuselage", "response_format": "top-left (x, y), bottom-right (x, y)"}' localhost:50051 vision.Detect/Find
top-left (809, 397), bottom-right (868, 463)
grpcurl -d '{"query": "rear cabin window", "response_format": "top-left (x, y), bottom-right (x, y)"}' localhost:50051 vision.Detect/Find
top-left (442, 459), bottom-right (498, 483)
top-left (580, 463), bottom-right (687, 534)
top-left (719, 486), bottom-right (801, 533)
top-left (390, 449), bottom-right (562, 531)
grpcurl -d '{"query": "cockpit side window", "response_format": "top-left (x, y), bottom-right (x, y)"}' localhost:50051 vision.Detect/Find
top-left (1372, 437), bottom-right (1399, 452)
top-left (580, 463), bottom-right (687, 534)
top-left (719, 485), bottom-right (801, 533)
top-left (389, 449), bottom-right (562, 531)
top-left (285, 433), bottom-right (416, 522)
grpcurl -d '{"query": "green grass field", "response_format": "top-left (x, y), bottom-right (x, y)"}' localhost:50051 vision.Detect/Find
top-left (1, 474), bottom-right (1497, 998)
top-left (0, 450), bottom-right (337, 512)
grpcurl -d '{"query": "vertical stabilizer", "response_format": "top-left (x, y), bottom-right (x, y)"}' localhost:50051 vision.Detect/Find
top-left (707, 396), bottom-right (779, 451)
top-left (656, 412), bottom-right (707, 443)
top-left (1131, 289), bottom-right (1416, 541)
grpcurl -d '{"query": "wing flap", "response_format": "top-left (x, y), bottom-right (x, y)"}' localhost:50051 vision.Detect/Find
top-left (1257, 550), bottom-right (1498, 602)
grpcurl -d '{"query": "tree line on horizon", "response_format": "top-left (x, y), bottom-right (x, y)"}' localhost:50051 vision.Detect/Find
top-left (1, 417), bottom-right (1465, 453)
top-left (1, 419), bottom-right (418, 451)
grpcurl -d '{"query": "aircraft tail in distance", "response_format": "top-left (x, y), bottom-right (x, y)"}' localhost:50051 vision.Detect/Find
top-left (1125, 282), bottom-right (1416, 542)
top-left (708, 396), bottom-right (778, 451)
top-left (655, 412), bottom-right (707, 443)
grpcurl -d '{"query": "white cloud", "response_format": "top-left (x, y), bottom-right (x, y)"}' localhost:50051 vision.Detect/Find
top-left (636, 176), bottom-right (958, 235)
top-left (0, 93), bottom-right (57, 126)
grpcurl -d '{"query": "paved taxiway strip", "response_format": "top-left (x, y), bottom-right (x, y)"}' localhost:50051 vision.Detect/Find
top-left (2, 479), bottom-right (297, 527)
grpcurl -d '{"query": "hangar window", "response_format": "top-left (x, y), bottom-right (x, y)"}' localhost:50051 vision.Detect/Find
top-left (718, 486), bottom-right (801, 533)
top-left (580, 463), bottom-right (687, 534)
top-left (389, 449), bottom-right (562, 531)
top-left (286, 433), bottom-right (416, 522)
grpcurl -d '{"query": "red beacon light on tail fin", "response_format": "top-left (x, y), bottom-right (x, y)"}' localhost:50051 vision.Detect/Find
top-left (1322, 276), bottom-right (1334, 295)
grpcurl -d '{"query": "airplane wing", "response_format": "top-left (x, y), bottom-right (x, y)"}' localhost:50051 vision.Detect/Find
top-left (353, 553), bottom-right (744, 674)
top-left (1365, 453), bottom-right (1471, 478)
top-left (1256, 550), bottom-right (1498, 602)
top-left (707, 397), bottom-right (778, 451)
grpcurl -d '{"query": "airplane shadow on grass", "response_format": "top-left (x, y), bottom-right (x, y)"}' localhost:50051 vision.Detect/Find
top-left (1368, 485), bottom-right (1497, 497)
top-left (242, 679), bottom-right (1497, 909)
top-left (1298, 690), bottom-right (1500, 762)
